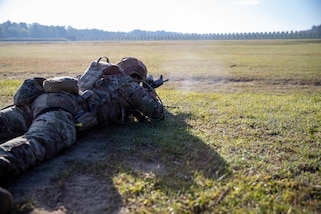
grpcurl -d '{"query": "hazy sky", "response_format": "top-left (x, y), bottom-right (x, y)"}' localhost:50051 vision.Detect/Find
top-left (0, 0), bottom-right (320, 33)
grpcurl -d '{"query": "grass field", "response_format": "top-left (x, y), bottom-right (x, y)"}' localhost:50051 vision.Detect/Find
top-left (1, 40), bottom-right (321, 213)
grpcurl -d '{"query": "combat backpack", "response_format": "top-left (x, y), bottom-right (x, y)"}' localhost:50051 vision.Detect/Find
top-left (43, 76), bottom-right (79, 94)
top-left (13, 77), bottom-right (46, 105)
top-left (78, 56), bottom-right (125, 91)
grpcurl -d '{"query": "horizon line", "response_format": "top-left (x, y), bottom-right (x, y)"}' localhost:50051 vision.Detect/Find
top-left (1, 20), bottom-right (320, 35)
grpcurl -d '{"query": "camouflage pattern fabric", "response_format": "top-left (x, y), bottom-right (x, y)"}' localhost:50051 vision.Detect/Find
top-left (13, 77), bottom-right (45, 106)
top-left (0, 105), bottom-right (33, 140)
top-left (0, 109), bottom-right (76, 184)
top-left (0, 68), bottom-right (164, 184)
top-left (43, 76), bottom-right (79, 94)
top-left (91, 74), bottom-right (164, 126)
top-left (31, 92), bottom-right (81, 118)
top-left (0, 92), bottom-right (81, 184)
top-left (123, 83), bottom-right (164, 120)
top-left (0, 92), bottom-right (80, 141)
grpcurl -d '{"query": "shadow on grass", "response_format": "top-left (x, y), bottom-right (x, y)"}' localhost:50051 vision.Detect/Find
top-left (5, 109), bottom-right (228, 213)
top-left (103, 108), bottom-right (229, 212)
top-left (5, 127), bottom-right (124, 213)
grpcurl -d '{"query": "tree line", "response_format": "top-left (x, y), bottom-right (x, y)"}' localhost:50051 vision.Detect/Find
top-left (0, 21), bottom-right (320, 41)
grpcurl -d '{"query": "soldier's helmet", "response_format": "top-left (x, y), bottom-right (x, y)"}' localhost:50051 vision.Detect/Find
top-left (116, 57), bottom-right (147, 80)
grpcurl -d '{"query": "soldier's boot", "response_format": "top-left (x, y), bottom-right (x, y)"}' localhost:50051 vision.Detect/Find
top-left (0, 151), bottom-right (21, 185)
top-left (0, 155), bottom-right (16, 213)
top-left (0, 187), bottom-right (13, 214)
top-left (0, 157), bottom-right (11, 185)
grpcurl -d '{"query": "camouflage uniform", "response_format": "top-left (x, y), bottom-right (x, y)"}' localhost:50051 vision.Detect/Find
top-left (0, 92), bottom-right (81, 184)
top-left (0, 57), bottom-right (164, 185)
top-left (78, 56), bottom-right (164, 126)
top-left (0, 77), bottom-right (44, 142)
top-left (89, 73), bottom-right (164, 127)
top-left (0, 105), bottom-right (33, 141)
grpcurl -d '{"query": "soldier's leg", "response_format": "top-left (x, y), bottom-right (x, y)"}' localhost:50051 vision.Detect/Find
top-left (0, 110), bottom-right (76, 185)
top-left (26, 110), bottom-right (77, 158)
top-left (0, 105), bottom-right (32, 142)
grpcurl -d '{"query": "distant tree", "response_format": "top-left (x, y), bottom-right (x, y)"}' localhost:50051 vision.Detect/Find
top-left (310, 25), bottom-right (321, 37)
top-left (0, 21), bottom-right (320, 41)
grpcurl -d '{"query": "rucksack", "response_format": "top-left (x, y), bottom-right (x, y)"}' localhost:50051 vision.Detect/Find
top-left (13, 77), bottom-right (46, 106)
top-left (78, 56), bottom-right (125, 91)
top-left (78, 57), bottom-right (110, 91)
top-left (43, 76), bottom-right (79, 94)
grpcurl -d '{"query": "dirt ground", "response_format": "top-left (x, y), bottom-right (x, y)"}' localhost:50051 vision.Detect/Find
top-left (5, 129), bottom-right (134, 214)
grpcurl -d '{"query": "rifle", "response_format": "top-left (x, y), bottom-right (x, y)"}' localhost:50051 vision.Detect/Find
top-left (144, 75), bottom-right (169, 91)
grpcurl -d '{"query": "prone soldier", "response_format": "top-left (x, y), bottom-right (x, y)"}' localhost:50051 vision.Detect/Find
top-left (0, 57), bottom-right (166, 213)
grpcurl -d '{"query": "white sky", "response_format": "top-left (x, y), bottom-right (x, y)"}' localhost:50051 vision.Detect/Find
top-left (0, 0), bottom-right (320, 34)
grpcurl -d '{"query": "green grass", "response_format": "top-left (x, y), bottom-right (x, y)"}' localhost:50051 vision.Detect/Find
top-left (1, 40), bottom-right (321, 213)
top-left (100, 90), bottom-right (320, 213)
top-left (0, 80), bottom-right (21, 109)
